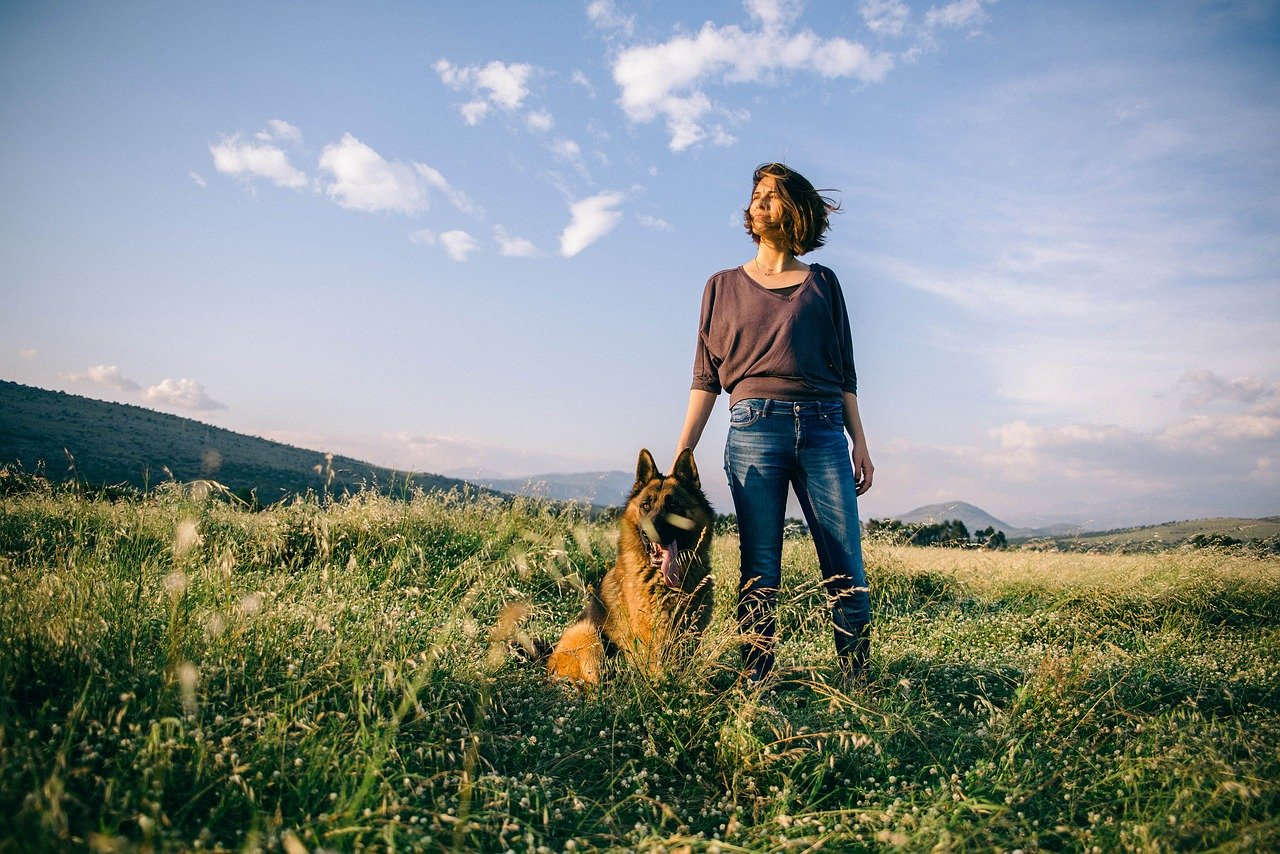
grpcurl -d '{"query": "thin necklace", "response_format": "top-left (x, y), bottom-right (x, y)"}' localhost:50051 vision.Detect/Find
top-left (754, 258), bottom-right (790, 276)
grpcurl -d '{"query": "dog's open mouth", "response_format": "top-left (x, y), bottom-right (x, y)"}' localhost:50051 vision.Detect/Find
top-left (648, 537), bottom-right (681, 587)
top-left (638, 522), bottom-right (704, 588)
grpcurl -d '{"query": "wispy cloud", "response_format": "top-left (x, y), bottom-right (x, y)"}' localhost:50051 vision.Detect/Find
top-left (63, 364), bottom-right (141, 392)
top-left (209, 132), bottom-right (307, 189)
top-left (549, 137), bottom-right (592, 179)
top-left (254, 118), bottom-right (302, 144)
top-left (924, 0), bottom-right (994, 32)
top-left (18, 348), bottom-right (37, 359)
top-left (410, 228), bottom-right (479, 260)
top-left (494, 225), bottom-right (538, 257)
top-left (570, 69), bottom-right (596, 97)
top-left (438, 230), bottom-right (479, 261)
top-left (610, 1), bottom-right (893, 150)
top-left (414, 162), bottom-right (483, 216)
top-left (318, 133), bottom-right (473, 215)
top-left (434, 58), bottom-right (536, 125)
top-left (586, 0), bottom-right (636, 36)
top-left (636, 213), bottom-right (672, 230)
top-left (560, 191), bottom-right (624, 257)
top-left (386, 430), bottom-right (612, 479)
top-left (525, 109), bottom-right (554, 132)
top-left (144, 378), bottom-right (226, 411)
top-left (860, 0), bottom-right (910, 36)
top-left (188, 171), bottom-right (207, 188)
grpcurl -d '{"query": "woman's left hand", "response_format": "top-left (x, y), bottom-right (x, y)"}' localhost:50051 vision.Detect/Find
top-left (852, 443), bottom-right (874, 495)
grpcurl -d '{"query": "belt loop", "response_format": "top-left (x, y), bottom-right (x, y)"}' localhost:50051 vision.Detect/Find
top-left (761, 399), bottom-right (772, 416)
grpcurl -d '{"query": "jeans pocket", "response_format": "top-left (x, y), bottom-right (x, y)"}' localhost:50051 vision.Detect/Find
top-left (729, 402), bottom-right (761, 429)
top-left (819, 410), bottom-right (845, 431)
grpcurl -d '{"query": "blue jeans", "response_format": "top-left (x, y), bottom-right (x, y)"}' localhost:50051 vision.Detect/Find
top-left (723, 398), bottom-right (871, 680)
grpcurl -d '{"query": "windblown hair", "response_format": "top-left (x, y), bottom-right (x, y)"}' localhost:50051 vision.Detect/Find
top-left (742, 162), bottom-right (841, 256)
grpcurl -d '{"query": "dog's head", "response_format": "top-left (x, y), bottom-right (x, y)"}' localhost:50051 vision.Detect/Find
top-left (623, 448), bottom-right (715, 589)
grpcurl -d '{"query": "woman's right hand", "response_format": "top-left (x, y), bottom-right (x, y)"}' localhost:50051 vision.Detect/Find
top-left (852, 442), bottom-right (874, 495)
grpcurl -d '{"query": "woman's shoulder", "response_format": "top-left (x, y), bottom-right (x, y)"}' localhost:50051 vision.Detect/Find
top-left (707, 265), bottom-right (744, 282)
top-left (702, 266), bottom-right (746, 295)
top-left (807, 261), bottom-right (842, 287)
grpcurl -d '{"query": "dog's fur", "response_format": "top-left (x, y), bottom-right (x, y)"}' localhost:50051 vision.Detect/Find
top-left (545, 448), bottom-right (715, 685)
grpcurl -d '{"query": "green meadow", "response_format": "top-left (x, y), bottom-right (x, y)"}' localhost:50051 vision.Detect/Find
top-left (2, 477), bottom-right (1278, 852)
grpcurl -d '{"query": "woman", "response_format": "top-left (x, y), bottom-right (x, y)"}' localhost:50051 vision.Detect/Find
top-left (673, 162), bottom-right (874, 686)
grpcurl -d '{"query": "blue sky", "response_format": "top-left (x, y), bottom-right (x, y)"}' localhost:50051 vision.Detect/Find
top-left (3, 0), bottom-right (1278, 529)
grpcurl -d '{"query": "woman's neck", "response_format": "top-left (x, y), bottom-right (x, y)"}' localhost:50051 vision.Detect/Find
top-left (752, 242), bottom-right (801, 275)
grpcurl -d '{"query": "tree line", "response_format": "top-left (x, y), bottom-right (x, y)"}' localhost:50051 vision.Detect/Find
top-left (864, 517), bottom-right (1008, 548)
top-left (709, 514), bottom-right (1009, 548)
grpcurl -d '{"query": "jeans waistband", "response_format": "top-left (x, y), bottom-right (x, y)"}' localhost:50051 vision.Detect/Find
top-left (734, 397), bottom-right (843, 416)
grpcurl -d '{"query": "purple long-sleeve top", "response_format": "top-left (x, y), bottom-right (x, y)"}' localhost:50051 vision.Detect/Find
top-left (691, 262), bottom-right (858, 407)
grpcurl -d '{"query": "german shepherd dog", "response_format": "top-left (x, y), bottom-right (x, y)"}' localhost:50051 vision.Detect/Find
top-left (545, 448), bottom-right (715, 686)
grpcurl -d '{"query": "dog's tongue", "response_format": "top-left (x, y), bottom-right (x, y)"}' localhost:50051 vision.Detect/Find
top-left (660, 540), bottom-right (680, 587)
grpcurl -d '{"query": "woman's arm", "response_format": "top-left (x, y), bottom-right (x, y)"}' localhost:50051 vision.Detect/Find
top-left (674, 389), bottom-right (719, 469)
top-left (842, 390), bottom-right (874, 495)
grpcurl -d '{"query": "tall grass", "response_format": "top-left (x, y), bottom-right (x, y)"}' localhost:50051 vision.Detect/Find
top-left (1, 482), bottom-right (1277, 851)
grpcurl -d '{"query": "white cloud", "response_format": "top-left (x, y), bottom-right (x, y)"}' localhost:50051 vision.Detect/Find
top-left (434, 58), bottom-right (536, 123)
top-left (1157, 413), bottom-right (1280, 446)
top-left (526, 109), bottom-right (554, 132)
top-left (550, 138), bottom-right (582, 161)
top-left (637, 213), bottom-right (672, 230)
top-left (410, 227), bottom-right (485, 261)
top-left (439, 230), bottom-right (479, 261)
top-left (318, 133), bottom-right (474, 216)
top-left (209, 133), bottom-right (307, 189)
top-left (64, 364), bottom-right (140, 392)
top-left (460, 100), bottom-right (490, 125)
top-left (611, 10), bottom-right (893, 151)
top-left (570, 69), bottom-right (596, 97)
top-left (381, 430), bottom-right (612, 479)
top-left (255, 118), bottom-right (303, 144)
top-left (924, 0), bottom-right (992, 30)
top-left (586, 0), bottom-right (635, 35)
top-left (18, 348), bottom-right (37, 359)
top-left (744, 0), bottom-right (803, 31)
top-left (560, 191), bottom-right (625, 257)
top-left (188, 171), bottom-right (207, 188)
top-left (144, 378), bottom-right (226, 411)
top-left (414, 162), bottom-right (483, 216)
top-left (860, 0), bottom-right (910, 36)
top-left (494, 225), bottom-right (538, 257)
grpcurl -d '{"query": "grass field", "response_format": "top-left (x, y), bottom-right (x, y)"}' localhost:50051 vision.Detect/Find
top-left (2, 480), bottom-right (1278, 852)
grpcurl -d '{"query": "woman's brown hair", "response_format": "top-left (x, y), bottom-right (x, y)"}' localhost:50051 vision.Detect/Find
top-left (742, 162), bottom-right (841, 255)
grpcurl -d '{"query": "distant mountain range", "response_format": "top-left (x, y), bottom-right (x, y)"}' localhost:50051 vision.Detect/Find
top-left (0, 380), bottom-right (503, 505)
top-left (458, 470), bottom-right (638, 507)
top-left (888, 500), bottom-right (1085, 540)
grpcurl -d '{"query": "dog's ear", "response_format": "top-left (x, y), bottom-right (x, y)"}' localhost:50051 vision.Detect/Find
top-left (631, 448), bottom-right (660, 497)
top-left (672, 447), bottom-right (700, 490)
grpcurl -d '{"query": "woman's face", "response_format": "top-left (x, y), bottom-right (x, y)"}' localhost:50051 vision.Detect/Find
top-left (749, 175), bottom-right (785, 233)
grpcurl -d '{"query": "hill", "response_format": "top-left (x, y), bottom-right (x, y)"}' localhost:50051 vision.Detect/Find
top-left (0, 380), bottom-right (502, 504)
top-left (1014, 515), bottom-right (1280, 550)
top-left (887, 500), bottom-right (1073, 539)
